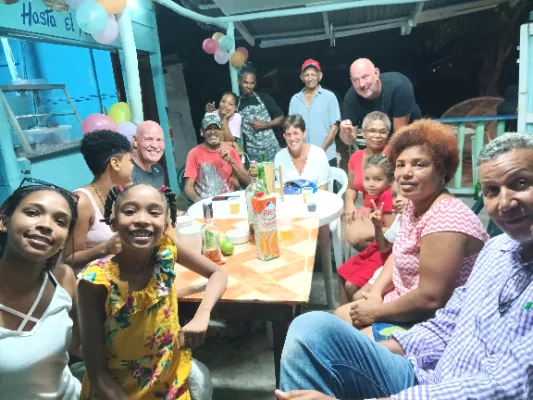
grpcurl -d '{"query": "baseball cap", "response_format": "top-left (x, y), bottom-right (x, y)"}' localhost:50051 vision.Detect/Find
top-left (301, 59), bottom-right (321, 72)
top-left (202, 114), bottom-right (222, 129)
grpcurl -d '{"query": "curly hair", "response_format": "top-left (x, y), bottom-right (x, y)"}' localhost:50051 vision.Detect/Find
top-left (364, 154), bottom-right (394, 182)
top-left (387, 120), bottom-right (459, 183)
top-left (0, 182), bottom-right (79, 270)
top-left (101, 184), bottom-right (178, 228)
top-left (80, 130), bottom-right (132, 178)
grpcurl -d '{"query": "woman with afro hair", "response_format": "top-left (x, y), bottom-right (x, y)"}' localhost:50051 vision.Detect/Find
top-left (63, 130), bottom-right (133, 274)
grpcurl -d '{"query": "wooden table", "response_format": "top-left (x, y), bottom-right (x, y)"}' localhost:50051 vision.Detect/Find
top-left (175, 217), bottom-right (319, 386)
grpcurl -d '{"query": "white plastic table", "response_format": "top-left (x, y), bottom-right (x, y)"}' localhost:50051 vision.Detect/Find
top-left (186, 190), bottom-right (343, 227)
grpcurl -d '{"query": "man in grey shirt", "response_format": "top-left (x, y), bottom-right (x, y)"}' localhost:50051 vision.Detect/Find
top-left (131, 120), bottom-right (166, 188)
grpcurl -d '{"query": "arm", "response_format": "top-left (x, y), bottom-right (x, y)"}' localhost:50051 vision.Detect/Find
top-left (392, 328), bottom-right (533, 400)
top-left (78, 280), bottom-right (128, 400)
top-left (184, 178), bottom-right (201, 203)
top-left (262, 93), bottom-right (284, 129)
top-left (374, 224), bottom-right (391, 254)
top-left (267, 115), bottom-right (284, 129)
top-left (229, 158), bottom-right (250, 186)
top-left (221, 146), bottom-right (250, 186)
top-left (392, 116), bottom-right (410, 133)
top-left (374, 231), bottom-right (469, 323)
top-left (390, 76), bottom-right (417, 133)
top-left (340, 89), bottom-right (359, 145)
top-left (52, 263), bottom-right (82, 357)
top-left (344, 169), bottom-right (358, 217)
top-left (321, 124), bottom-right (339, 153)
top-left (369, 253), bottom-right (395, 297)
top-left (221, 116), bottom-right (236, 142)
top-left (321, 94), bottom-right (342, 151)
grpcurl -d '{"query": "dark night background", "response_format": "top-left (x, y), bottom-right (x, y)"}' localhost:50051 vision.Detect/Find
top-left (155, 4), bottom-right (522, 136)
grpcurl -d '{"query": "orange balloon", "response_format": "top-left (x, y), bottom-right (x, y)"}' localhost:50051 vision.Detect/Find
top-left (212, 32), bottom-right (224, 40)
top-left (97, 0), bottom-right (126, 14)
top-left (230, 51), bottom-right (246, 68)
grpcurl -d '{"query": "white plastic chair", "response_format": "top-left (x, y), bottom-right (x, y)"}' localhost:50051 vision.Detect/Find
top-left (320, 167), bottom-right (347, 309)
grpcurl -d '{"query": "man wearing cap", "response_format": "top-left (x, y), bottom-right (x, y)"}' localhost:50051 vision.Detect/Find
top-left (289, 59), bottom-right (341, 167)
top-left (184, 114), bottom-right (250, 202)
top-left (339, 58), bottom-right (422, 145)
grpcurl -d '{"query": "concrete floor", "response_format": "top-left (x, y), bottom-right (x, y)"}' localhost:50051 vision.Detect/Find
top-left (191, 197), bottom-right (490, 400)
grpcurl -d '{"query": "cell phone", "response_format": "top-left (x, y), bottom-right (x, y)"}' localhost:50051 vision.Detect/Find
top-left (212, 195), bottom-right (238, 201)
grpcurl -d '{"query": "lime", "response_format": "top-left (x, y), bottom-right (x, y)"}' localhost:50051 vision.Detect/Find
top-left (220, 238), bottom-right (234, 256)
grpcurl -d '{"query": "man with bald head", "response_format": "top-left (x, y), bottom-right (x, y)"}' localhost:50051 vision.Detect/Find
top-left (131, 120), bottom-right (166, 188)
top-left (339, 58), bottom-right (421, 145)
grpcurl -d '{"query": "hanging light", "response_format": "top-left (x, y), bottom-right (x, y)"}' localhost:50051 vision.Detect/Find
top-left (0, 0), bottom-right (20, 4)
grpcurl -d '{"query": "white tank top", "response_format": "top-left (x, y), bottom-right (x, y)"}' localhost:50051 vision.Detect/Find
top-left (0, 272), bottom-right (81, 399)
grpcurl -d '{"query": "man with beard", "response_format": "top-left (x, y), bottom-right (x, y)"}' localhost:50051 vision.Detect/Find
top-left (131, 120), bottom-right (166, 188)
top-left (339, 58), bottom-right (422, 146)
top-left (184, 114), bottom-right (250, 202)
top-left (289, 59), bottom-right (341, 167)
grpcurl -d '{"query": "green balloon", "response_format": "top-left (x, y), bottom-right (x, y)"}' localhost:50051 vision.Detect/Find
top-left (108, 102), bottom-right (132, 124)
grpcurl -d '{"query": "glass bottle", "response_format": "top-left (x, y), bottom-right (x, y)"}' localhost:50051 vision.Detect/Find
top-left (473, 180), bottom-right (481, 201)
top-left (257, 164), bottom-right (269, 194)
top-left (245, 161), bottom-right (266, 241)
top-left (201, 202), bottom-right (222, 263)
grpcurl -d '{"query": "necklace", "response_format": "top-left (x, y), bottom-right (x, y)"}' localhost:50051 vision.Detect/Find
top-left (91, 183), bottom-right (106, 207)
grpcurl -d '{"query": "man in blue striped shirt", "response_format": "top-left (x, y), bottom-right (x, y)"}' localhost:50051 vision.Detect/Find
top-left (275, 132), bottom-right (533, 400)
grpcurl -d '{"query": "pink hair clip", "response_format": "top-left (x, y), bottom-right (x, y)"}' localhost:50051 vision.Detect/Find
top-left (118, 186), bottom-right (124, 192)
top-left (160, 185), bottom-right (166, 192)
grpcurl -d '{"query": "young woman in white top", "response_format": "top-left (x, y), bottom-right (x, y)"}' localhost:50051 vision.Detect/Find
top-left (0, 180), bottom-right (81, 399)
top-left (205, 91), bottom-right (243, 154)
top-left (275, 114), bottom-right (331, 189)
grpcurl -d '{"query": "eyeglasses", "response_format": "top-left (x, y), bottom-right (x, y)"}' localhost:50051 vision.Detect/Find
top-left (18, 177), bottom-right (79, 204)
top-left (365, 129), bottom-right (389, 137)
top-left (498, 261), bottom-right (533, 315)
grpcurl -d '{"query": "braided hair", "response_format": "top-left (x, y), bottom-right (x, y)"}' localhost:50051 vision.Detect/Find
top-left (102, 184), bottom-right (178, 228)
top-left (0, 180), bottom-right (79, 270)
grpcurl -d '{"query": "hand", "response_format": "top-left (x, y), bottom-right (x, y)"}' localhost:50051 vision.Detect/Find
top-left (340, 120), bottom-right (356, 145)
top-left (100, 234), bottom-right (121, 255)
top-left (219, 145), bottom-right (235, 165)
top-left (349, 292), bottom-right (382, 328)
top-left (275, 389), bottom-right (337, 400)
top-left (369, 199), bottom-right (385, 227)
top-left (205, 101), bottom-right (216, 113)
top-left (343, 205), bottom-right (357, 222)
top-left (248, 117), bottom-right (268, 131)
top-left (220, 107), bottom-right (235, 120)
top-left (179, 310), bottom-right (210, 349)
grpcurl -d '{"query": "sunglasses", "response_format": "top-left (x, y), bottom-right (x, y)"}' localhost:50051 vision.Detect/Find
top-left (18, 177), bottom-right (79, 205)
top-left (498, 261), bottom-right (533, 316)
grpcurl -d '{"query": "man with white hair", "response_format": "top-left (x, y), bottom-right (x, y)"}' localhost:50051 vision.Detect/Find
top-left (131, 120), bottom-right (166, 188)
top-left (339, 58), bottom-right (421, 145)
top-left (275, 133), bottom-right (533, 400)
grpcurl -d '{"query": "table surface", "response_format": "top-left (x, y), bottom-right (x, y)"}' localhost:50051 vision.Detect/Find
top-left (175, 217), bottom-right (319, 305)
top-left (187, 190), bottom-right (343, 227)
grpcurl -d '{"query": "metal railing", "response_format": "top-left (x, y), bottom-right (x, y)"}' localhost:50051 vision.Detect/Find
top-left (435, 115), bottom-right (518, 196)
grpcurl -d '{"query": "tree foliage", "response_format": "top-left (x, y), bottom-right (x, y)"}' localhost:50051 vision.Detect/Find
top-left (420, 1), bottom-right (530, 95)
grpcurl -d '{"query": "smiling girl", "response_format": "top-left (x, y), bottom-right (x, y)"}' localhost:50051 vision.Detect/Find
top-left (0, 179), bottom-right (81, 399)
top-left (77, 184), bottom-right (227, 400)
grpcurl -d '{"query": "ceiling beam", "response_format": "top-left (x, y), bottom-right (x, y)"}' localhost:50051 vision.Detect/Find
top-left (402, 1), bottom-right (424, 35)
top-left (322, 12), bottom-right (330, 37)
top-left (234, 21), bottom-right (255, 46)
top-left (197, 3), bottom-right (219, 10)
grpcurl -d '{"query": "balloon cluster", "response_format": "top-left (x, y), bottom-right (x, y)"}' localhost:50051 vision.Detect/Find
top-left (202, 32), bottom-right (249, 67)
top-left (82, 102), bottom-right (137, 144)
top-left (65, 0), bottom-right (125, 45)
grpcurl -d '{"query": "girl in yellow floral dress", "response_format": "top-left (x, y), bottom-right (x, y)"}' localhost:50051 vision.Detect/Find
top-left (77, 184), bottom-right (227, 400)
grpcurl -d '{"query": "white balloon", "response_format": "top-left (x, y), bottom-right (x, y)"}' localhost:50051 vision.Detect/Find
top-left (214, 49), bottom-right (229, 65)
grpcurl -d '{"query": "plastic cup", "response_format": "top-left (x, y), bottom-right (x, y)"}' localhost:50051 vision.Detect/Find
top-left (178, 226), bottom-right (202, 254)
top-left (302, 187), bottom-right (313, 205)
top-left (176, 215), bottom-right (192, 231)
top-left (229, 197), bottom-right (240, 215)
top-left (278, 213), bottom-right (293, 240)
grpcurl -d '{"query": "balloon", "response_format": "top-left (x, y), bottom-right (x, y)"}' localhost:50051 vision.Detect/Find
top-left (108, 102), bottom-right (132, 124)
top-left (92, 15), bottom-right (119, 45)
top-left (230, 51), bottom-right (246, 68)
top-left (235, 47), bottom-right (249, 61)
top-left (82, 114), bottom-right (117, 134)
top-left (64, 0), bottom-right (85, 9)
top-left (96, 0), bottom-right (126, 14)
top-left (202, 38), bottom-right (218, 55)
top-left (76, 0), bottom-right (108, 34)
top-left (218, 35), bottom-right (233, 52)
top-left (117, 121), bottom-right (137, 144)
top-left (214, 49), bottom-right (230, 65)
top-left (212, 32), bottom-right (224, 41)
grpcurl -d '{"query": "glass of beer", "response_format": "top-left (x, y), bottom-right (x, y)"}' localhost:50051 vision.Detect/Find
top-left (229, 197), bottom-right (240, 215)
top-left (278, 213), bottom-right (293, 240)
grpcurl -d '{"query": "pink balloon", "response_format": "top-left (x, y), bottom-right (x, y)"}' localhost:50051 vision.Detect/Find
top-left (202, 38), bottom-right (219, 55)
top-left (92, 15), bottom-right (119, 45)
top-left (214, 49), bottom-right (230, 65)
top-left (82, 114), bottom-right (118, 135)
top-left (65, 0), bottom-right (86, 9)
top-left (117, 121), bottom-right (137, 144)
top-left (235, 47), bottom-right (249, 61)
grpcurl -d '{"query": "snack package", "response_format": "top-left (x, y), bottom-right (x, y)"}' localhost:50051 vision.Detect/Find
top-left (252, 193), bottom-right (280, 261)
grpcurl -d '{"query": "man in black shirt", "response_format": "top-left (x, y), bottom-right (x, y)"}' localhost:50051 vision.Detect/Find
top-left (340, 58), bottom-right (421, 145)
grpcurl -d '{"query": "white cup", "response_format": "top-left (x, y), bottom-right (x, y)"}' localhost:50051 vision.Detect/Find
top-left (178, 226), bottom-right (202, 254)
top-left (176, 216), bottom-right (192, 230)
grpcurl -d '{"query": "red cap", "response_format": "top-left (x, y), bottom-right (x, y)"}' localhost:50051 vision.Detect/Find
top-left (301, 59), bottom-right (321, 72)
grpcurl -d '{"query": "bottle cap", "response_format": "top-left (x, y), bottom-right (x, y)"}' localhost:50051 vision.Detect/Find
top-left (256, 192), bottom-right (265, 197)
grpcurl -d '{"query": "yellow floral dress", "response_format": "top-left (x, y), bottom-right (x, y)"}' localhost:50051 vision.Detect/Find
top-left (79, 236), bottom-right (192, 400)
